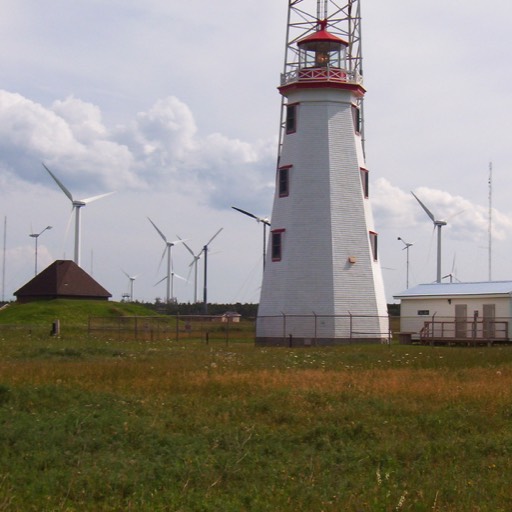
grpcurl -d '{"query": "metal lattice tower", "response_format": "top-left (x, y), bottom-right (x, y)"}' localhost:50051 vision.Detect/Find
top-left (278, 0), bottom-right (364, 158)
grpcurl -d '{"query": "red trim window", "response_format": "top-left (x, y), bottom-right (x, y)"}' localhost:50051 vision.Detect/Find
top-left (360, 167), bottom-right (369, 198)
top-left (286, 103), bottom-right (298, 134)
top-left (351, 104), bottom-right (361, 134)
top-left (271, 229), bottom-right (285, 261)
top-left (278, 165), bottom-right (292, 197)
top-left (369, 231), bottom-right (378, 261)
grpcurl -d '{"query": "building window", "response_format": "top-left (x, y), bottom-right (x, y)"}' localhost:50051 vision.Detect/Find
top-left (369, 231), bottom-right (378, 261)
top-left (351, 104), bottom-right (361, 134)
top-left (271, 229), bottom-right (285, 261)
top-left (360, 168), bottom-right (369, 198)
top-left (286, 103), bottom-right (297, 134)
top-left (278, 165), bottom-right (292, 197)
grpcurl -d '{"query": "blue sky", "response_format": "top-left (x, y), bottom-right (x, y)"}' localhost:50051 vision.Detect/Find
top-left (2, 0), bottom-right (512, 304)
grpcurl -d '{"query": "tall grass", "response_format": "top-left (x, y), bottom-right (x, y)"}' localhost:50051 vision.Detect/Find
top-left (1, 308), bottom-right (512, 510)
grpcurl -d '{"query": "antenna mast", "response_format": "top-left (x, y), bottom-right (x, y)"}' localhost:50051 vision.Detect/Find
top-left (278, 0), bottom-right (364, 160)
top-left (2, 216), bottom-right (6, 302)
top-left (488, 161), bottom-right (492, 281)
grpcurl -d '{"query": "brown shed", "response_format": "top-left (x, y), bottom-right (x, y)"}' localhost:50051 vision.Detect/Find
top-left (14, 260), bottom-right (111, 303)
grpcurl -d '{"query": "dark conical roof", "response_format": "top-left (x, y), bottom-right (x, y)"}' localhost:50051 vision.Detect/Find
top-left (14, 260), bottom-right (111, 302)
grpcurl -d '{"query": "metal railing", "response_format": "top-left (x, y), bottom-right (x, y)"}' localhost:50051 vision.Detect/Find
top-left (419, 318), bottom-right (509, 345)
top-left (87, 315), bottom-right (255, 344)
top-left (281, 67), bottom-right (363, 87)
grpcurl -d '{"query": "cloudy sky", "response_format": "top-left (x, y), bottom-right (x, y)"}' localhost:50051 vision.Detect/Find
top-left (1, 0), bottom-right (512, 305)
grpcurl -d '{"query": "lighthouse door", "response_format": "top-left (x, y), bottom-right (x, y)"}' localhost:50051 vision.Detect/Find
top-left (455, 304), bottom-right (467, 338)
top-left (483, 304), bottom-right (496, 339)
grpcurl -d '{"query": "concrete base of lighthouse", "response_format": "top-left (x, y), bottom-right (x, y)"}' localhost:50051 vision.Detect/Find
top-left (255, 314), bottom-right (390, 346)
top-left (255, 335), bottom-right (389, 347)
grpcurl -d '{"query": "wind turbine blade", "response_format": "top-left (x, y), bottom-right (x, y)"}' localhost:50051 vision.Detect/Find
top-left (82, 191), bottom-right (115, 204)
top-left (171, 238), bottom-right (189, 246)
top-left (157, 245), bottom-right (167, 274)
top-left (205, 227), bottom-right (223, 247)
top-left (411, 191), bottom-right (435, 223)
top-left (176, 235), bottom-right (195, 257)
top-left (447, 209), bottom-right (465, 221)
top-left (42, 163), bottom-right (74, 202)
top-left (154, 276), bottom-right (167, 286)
top-left (147, 217), bottom-right (168, 243)
top-left (173, 272), bottom-right (187, 282)
top-left (63, 206), bottom-right (75, 253)
top-left (232, 206), bottom-right (270, 226)
top-left (121, 268), bottom-right (130, 279)
top-left (232, 206), bottom-right (258, 220)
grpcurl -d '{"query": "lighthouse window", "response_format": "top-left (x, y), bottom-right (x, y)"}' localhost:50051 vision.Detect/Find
top-left (351, 104), bottom-right (361, 134)
top-left (278, 166), bottom-right (291, 197)
top-left (286, 103), bottom-right (297, 134)
top-left (369, 231), bottom-right (378, 261)
top-left (271, 229), bottom-right (285, 261)
top-left (360, 168), bottom-right (369, 198)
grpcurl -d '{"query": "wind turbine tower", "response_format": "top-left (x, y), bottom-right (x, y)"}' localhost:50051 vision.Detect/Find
top-left (257, 0), bottom-right (388, 345)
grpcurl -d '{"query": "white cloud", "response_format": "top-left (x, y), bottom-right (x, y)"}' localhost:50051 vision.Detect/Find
top-left (51, 96), bottom-right (107, 142)
top-left (2, 0), bottom-right (512, 304)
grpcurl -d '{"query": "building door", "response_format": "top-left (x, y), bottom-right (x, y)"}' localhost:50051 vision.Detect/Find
top-left (483, 304), bottom-right (496, 339)
top-left (455, 304), bottom-right (467, 338)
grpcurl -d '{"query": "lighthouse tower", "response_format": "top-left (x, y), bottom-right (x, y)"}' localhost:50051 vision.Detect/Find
top-left (256, 4), bottom-right (388, 345)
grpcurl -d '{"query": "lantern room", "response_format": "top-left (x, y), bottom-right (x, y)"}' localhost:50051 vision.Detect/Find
top-left (297, 21), bottom-right (348, 70)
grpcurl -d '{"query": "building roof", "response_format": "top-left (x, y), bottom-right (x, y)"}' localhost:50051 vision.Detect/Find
top-left (394, 281), bottom-right (512, 299)
top-left (14, 260), bottom-right (111, 301)
top-left (297, 28), bottom-right (348, 50)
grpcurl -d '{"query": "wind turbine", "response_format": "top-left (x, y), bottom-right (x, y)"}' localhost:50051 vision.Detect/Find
top-left (121, 269), bottom-right (139, 302)
top-left (176, 237), bottom-right (202, 303)
top-left (411, 191), bottom-right (447, 283)
top-left (442, 254), bottom-right (459, 283)
top-left (397, 236), bottom-right (413, 289)
top-left (42, 163), bottom-right (114, 267)
top-left (231, 206), bottom-right (270, 272)
top-left (201, 228), bottom-right (223, 314)
top-left (148, 217), bottom-right (186, 303)
top-left (29, 225), bottom-right (52, 276)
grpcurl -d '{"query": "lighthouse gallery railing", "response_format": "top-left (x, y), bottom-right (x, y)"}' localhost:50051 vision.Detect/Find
top-left (281, 67), bottom-right (363, 87)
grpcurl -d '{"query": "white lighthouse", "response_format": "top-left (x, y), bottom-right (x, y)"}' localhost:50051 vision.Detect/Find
top-left (256, 5), bottom-right (388, 346)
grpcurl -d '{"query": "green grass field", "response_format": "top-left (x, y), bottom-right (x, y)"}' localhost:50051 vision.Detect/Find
top-left (1, 301), bottom-right (511, 511)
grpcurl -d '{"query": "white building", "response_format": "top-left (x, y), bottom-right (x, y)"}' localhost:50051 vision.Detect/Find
top-left (394, 281), bottom-right (512, 343)
top-left (256, 20), bottom-right (388, 346)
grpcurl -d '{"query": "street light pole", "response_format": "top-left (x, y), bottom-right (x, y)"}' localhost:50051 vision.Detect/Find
top-left (29, 226), bottom-right (52, 276)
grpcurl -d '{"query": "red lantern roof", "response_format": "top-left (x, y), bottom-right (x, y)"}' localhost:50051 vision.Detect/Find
top-left (297, 23), bottom-right (348, 50)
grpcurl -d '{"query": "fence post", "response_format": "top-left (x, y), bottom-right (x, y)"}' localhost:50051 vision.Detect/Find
top-left (313, 311), bottom-right (317, 345)
top-left (431, 313), bottom-right (437, 346)
top-left (51, 319), bottom-right (60, 336)
top-left (281, 312), bottom-right (286, 346)
top-left (349, 312), bottom-right (353, 343)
